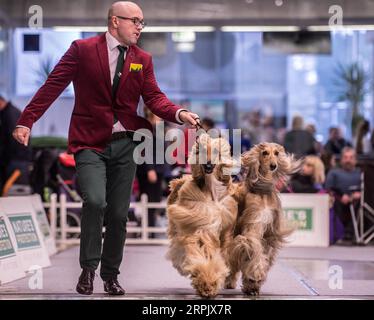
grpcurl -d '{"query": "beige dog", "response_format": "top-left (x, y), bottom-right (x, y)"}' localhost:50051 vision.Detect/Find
top-left (166, 133), bottom-right (238, 298)
top-left (225, 142), bottom-right (300, 295)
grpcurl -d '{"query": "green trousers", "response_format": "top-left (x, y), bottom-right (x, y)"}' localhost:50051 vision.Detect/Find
top-left (74, 136), bottom-right (137, 280)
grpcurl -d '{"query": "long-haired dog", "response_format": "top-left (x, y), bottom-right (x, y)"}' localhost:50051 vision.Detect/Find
top-left (166, 133), bottom-right (238, 298)
top-left (225, 142), bottom-right (300, 295)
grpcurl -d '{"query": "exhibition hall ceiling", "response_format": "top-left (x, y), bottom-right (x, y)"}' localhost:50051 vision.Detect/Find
top-left (1, 0), bottom-right (374, 28)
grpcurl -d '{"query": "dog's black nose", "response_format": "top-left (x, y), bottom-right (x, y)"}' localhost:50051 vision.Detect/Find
top-left (270, 163), bottom-right (277, 171)
top-left (203, 161), bottom-right (215, 174)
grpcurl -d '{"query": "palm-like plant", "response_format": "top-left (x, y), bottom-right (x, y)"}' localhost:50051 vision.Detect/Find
top-left (34, 56), bottom-right (55, 86)
top-left (333, 62), bottom-right (369, 137)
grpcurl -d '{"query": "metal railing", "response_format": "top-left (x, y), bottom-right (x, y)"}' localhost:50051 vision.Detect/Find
top-left (45, 193), bottom-right (169, 250)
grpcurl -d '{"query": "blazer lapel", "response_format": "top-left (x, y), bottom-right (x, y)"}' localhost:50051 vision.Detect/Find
top-left (96, 34), bottom-right (112, 95)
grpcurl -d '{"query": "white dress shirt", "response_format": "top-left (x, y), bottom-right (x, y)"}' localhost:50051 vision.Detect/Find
top-left (106, 32), bottom-right (128, 133)
top-left (106, 32), bottom-right (185, 133)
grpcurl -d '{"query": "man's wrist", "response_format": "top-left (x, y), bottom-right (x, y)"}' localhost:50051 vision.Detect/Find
top-left (176, 109), bottom-right (189, 124)
top-left (16, 125), bottom-right (31, 131)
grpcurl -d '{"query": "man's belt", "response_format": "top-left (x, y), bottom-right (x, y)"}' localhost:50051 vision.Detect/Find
top-left (111, 131), bottom-right (135, 141)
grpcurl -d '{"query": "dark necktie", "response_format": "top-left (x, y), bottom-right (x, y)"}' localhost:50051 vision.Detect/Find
top-left (112, 45), bottom-right (127, 124)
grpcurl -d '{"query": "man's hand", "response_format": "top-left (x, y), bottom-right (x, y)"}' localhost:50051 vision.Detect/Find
top-left (352, 191), bottom-right (361, 201)
top-left (12, 127), bottom-right (31, 146)
top-left (179, 110), bottom-right (200, 127)
top-left (341, 194), bottom-right (351, 205)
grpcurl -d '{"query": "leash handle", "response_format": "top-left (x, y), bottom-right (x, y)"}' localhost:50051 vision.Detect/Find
top-left (194, 119), bottom-right (204, 143)
top-left (195, 121), bottom-right (203, 130)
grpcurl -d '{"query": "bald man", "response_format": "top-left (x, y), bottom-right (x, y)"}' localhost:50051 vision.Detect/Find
top-left (13, 1), bottom-right (199, 295)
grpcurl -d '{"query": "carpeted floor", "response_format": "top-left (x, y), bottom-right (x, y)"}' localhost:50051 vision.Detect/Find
top-left (1, 245), bottom-right (373, 299)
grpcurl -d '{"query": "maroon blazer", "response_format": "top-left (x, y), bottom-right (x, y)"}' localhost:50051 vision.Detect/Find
top-left (17, 33), bottom-right (183, 154)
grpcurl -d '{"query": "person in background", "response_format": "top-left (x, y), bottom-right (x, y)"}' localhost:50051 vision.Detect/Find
top-left (320, 150), bottom-right (337, 177)
top-left (320, 151), bottom-right (343, 245)
top-left (355, 119), bottom-right (370, 155)
top-left (324, 127), bottom-right (352, 156)
top-left (136, 107), bottom-right (167, 238)
top-left (286, 155), bottom-right (325, 193)
top-left (283, 115), bottom-right (316, 158)
top-left (306, 123), bottom-right (323, 155)
top-left (246, 109), bottom-right (262, 145)
top-left (325, 147), bottom-right (361, 245)
top-left (0, 95), bottom-right (32, 193)
top-left (370, 129), bottom-right (374, 157)
top-left (12, 1), bottom-right (199, 296)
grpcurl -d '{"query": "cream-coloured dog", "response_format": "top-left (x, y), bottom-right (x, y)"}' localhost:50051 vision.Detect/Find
top-left (166, 133), bottom-right (238, 298)
top-left (225, 142), bottom-right (300, 295)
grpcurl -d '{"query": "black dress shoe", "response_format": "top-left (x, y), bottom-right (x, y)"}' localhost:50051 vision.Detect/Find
top-left (103, 278), bottom-right (126, 295)
top-left (76, 268), bottom-right (95, 295)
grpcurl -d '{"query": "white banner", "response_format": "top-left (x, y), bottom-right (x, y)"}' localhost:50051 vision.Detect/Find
top-left (0, 197), bottom-right (51, 272)
top-left (281, 193), bottom-right (330, 247)
top-left (30, 194), bottom-right (57, 256)
top-left (0, 206), bottom-right (26, 285)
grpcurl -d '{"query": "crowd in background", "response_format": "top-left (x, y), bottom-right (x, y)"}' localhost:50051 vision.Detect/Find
top-left (1, 95), bottom-right (374, 244)
top-left (279, 115), bottom-right (373, 245)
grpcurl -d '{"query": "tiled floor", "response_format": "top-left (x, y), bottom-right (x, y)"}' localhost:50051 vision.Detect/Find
top-left (1, 245), bottom-right (374, 299)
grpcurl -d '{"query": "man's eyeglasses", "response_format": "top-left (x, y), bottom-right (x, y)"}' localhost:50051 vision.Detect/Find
top-left (114, 16), bottom-right (147, 28)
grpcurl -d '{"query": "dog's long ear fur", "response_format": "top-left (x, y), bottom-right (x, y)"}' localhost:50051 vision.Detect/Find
top-left (191, 164), bottom-right (204, 186)
top-left (241, 146), bottom-right (261, 190)
top-left (213, 137), bottom-right (233, 183)
top-left (188, 133), bottom-right (210, 187)
top-left (275, 145), bottom-right (301, 181)
top-left (167, 176), bottom-right (189, 205)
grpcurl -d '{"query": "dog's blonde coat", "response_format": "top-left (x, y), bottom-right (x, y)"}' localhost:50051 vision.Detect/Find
top-left (225, 142), bottom-right (300, 295)
top-left (166, 134), bottom-right (238, 298)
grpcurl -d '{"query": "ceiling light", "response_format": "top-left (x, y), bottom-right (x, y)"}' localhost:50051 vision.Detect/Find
top-left (53, 26), bottom-right (107, 32)
top-left (172, 31), bottom-right (196, 42)
top-left (53, 26), bottom-right (214, 33)
top-left (308, 25), bottom-right (374, 31)
top-left (221, 26), bottom-right (300, 32)
top-left (176, 42), bottom-right (195, 52)
top-left (275, 0), bottom-right (283, 6)
top-left (143, 26), bottom-right (214, 33)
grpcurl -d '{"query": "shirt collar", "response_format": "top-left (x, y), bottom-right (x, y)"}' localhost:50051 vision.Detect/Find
top-left (106, 31), bottom-right (128, 52)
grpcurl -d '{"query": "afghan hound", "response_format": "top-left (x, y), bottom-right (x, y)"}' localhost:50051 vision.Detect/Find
top-left (166, 133), bottom-right (238, 298)
top-left (225, 142), bottom-right (300, 295)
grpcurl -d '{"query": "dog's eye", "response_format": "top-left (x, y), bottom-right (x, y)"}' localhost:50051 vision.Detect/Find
top-left (262, 150), bottom-right (269, 156)
top-left (274, 151), bottom-right (279, 156)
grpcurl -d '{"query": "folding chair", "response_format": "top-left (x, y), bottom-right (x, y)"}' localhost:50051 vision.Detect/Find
top-left (350, 172), bottom-right (374, 245)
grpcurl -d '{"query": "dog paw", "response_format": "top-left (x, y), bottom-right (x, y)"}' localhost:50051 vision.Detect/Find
top-left (242, 287), bottom-right (260, 296)
top-left (242, 278), bottom-right (261, 296)
top-left (198, 287), bottom-right (218, 298)
top-left (193, 280), bottom-right (219, 298)
top-left (224, 277), bottom-right (237, 289)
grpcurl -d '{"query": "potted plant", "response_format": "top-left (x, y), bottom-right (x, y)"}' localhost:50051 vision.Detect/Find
top-left (34, 56), bottom-right (56, 86)
top-left (333, 62), bottom-right (369, 138)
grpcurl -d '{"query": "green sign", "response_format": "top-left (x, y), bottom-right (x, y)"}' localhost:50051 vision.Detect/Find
top-left (283, 207), bottom-right (313, 230)
top-left (8, 214), bottom-right (41, 250)
top-left (36, 210), bottom-right (50, 239)
top-left (0, 219), bottom-right (16, 258)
